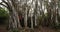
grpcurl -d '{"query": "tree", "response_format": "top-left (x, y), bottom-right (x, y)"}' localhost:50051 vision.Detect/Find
top-left (0, 0), bottom-right (22, 31)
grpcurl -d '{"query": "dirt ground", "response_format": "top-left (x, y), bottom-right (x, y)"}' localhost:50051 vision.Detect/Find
top-left (34, 26), bottom-right (59, 32)
top-left (19, 26), bottom-right (60, 32)
top-left (0, 25), bottom-right (60, 32)
top-left (0, 25), bottom-right (7, 32)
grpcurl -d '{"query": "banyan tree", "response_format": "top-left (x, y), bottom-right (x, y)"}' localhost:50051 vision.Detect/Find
top-left (0, 0), bottom-right (60, 32)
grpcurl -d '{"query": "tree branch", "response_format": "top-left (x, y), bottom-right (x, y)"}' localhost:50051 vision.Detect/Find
top-left (0, 2), bottom-right (8, 7)
top-left (1, 0), bottom-right (11, 10)
top-left (2, 0), bottom-right (8, 5)
top-left (2, 0), bottom-right (10, 7)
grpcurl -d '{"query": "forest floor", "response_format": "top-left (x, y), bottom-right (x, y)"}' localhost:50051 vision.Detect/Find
top-left (19, 26), bottom-right (60, 32)
top-left (34, 26), bottom-right (60, 32)
top-left (0, 24), bottom-right (7, 32)
top-left (0, 25), bottom-right (60, 32)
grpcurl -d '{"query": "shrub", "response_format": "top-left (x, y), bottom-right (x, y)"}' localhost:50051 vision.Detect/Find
top-left (13, 28), bottom-right (19, 32)
top-left (0, 7), bottom-right (9, 24)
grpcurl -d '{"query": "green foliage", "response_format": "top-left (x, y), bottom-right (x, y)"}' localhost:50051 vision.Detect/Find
top-left (53, 15), bottom-right (60, 29)
top-left (37, 15), bottom-right (42, 25)
top-left (13, 28), bottom-right (19, 32)
top-left (57, 15), bottom-right (60, 22)
top-left (58, 1), bottom-right (60, 8)
top-left (0, 7), bottom-right (9, 24)
top-left (0, 7), bottom-right (9, 18)
top-left (37, 13), bottom-right (48, 25)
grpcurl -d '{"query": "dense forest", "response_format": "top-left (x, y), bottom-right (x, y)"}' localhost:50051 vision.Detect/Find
top-left (0, 0), bottom-right (60, 32)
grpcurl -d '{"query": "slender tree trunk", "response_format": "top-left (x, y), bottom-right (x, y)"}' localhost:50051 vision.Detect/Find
top-left (34, 0), bottom-right (38, 26)
top-left (24, 7), bottom-right (28, 28)
top-left (31, 13), bottom-right (33, 29)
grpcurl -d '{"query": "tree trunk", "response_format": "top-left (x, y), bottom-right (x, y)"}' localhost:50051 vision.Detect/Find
top-left (24, 7), bottom-right (28, 28)
top-left (31, 13), bottom-right (33, 29)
